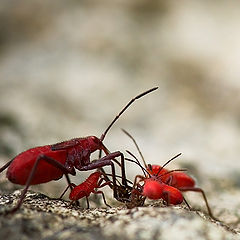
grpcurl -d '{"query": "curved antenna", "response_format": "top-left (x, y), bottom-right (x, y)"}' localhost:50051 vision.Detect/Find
top-left (0, 158), bottom-right (14, 173)
top-left (122, 129), bottom-right (183, 176)
top-left (157, 169), bottom-right (187, 178)
top-left (122, 129), bottom-right (147, 169)
top-left (125, 149), bottom-right (150, 177)
top-left (100, 87), bottom-right (158, 142)
top-left (125, 157), bottom-right (149, 177)
top-left (156, 153), bottom-right (182, 176)
top-left (125, 150), bottom-right (144, 172)
top-left (104, 173), bottom-right (133, 185)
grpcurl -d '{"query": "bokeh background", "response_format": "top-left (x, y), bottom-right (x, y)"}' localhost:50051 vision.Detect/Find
top-left (1, 0), bottom-right (240, 223)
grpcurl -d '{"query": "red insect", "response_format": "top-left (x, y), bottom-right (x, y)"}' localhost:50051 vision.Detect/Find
top-left (146, 163), bottom-right (214, 218)
top-left (132, 172), bottom-right (183, 205)
top-left (143, 180), bottom-right (183, 204)
top-left (147, 164), bottom-right (195, 189)
top-left (126, 153), bottom-right (185, 207)
top-left (144, 164), bottom-right (184, 205)
top-left (0, 87), bottom-right (158, 213)
top-left (68, 171), bottom-right (111, 208)
top-left (123, 129), bottom-right (215, 219)
top-left (61, 170), bottom-right (134, 207)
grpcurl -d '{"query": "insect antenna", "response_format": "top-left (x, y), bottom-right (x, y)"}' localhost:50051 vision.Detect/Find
top-left (0, 158), bottom-right (14, 173)
top-left (155, 153), bottom-right (182, 176)
top-left (125, 158), bottom-right (149, 178)
top-left (100, 87), bottom-right (158, 142)
top-left (103, 173), bottom-right (133, 185)
top-left (122, 129), bottom-right (147, 168)
top-left (156, 169), bottom-right (187, 181)
top-left (122, 129), bottom-right (183, 178)
top-left (125, 150), bottom-right (143, 172)
top-left (125, 150), bottom-right (148, 177)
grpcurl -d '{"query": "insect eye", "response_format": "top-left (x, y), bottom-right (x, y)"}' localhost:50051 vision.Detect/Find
top-left (90, 136), bottom-right (101, 144)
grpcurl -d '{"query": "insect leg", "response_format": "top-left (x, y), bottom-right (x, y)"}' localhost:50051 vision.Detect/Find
top-left (162, 190), bottom-right (171, 206)
top-left (85, 196), bottom-right (90, 209)
top-left (78, 151), bottom-right (124, 200)
top-left (179, 187), bottom-right (215, 219)
top-left (59, 183), bottom-right (76, 199)
top-left (117, 152), bottom-right (127, 187)
top-left (92, 190), bottom-right (111, 208)
top-left (183, 196), bottom-right (192, 210)
top-left (10, 154), bottom-right (75, 213)
top-left (60, 174), bottom-right (81, 207)
top-left (100, 151), bottom-right (127, 188)
top-left (164, 175), bottom-right (173, 185)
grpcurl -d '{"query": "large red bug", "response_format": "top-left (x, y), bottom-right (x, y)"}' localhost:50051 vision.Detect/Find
top-left (0, 87), bottom-right (158, 212)
top-left (122, 129), bottom-right (215, 219)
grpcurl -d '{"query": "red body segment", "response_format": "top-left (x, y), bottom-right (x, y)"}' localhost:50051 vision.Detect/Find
top-left (142, 178), bottom-right (183, 204)
top-left (69, 172), bottom-right (101, 201)
top-left (148, 165), bottom-right (195, 188)
top-left (7, 145), bottom-right (67, 185)
top-left (142, 179), bottom-right (164, 199)
top-left (161, 184), bottom-right (183, 205)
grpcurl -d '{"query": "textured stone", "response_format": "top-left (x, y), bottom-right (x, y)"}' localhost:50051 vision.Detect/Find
top-left (0, 191), bottom-right (238, 240)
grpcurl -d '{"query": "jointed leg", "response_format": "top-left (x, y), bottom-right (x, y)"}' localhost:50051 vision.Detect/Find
top-left (85, 196), bottom-right (90, 209)
top-left (179, 187), bottom-right (215, 219)
top-left (64, 174), bottom-right (73, 189)
top-left (97, 177), bottom-right (112, 189)
top-left (183, 197), bottom-right (192, 210)
top-left (99, 144), bottom-right (128, 187)
top-left (162, 191), bottom-right (171, 206)
top-left (91, 173), bottom-right (112, 207)
top-left (100, 151), bottom-right (128, 187)
top-left (119, 152), bottom-right (127, 187)
top-left (10, 154), bottom-right (75, 213)
top-left (93, 190), bottom-right (111, 208)
top-left (78, 152), bottom-right (124, 200)
top-left (59, 182), bottom-right (76, 199)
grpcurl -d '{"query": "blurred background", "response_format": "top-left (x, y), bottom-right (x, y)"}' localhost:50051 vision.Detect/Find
top-left (0, 0), bottom-right (240, 221)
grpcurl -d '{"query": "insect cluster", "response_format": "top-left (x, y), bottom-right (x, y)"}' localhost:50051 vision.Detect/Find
top-left (0, 87), bottom-right (214, 219)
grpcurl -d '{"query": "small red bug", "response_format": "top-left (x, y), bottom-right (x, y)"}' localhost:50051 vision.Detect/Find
top-left (126, 152), bottom-right (185, 207)
top-left (0, 87), bottom-right (158, 212)
top-left (123, 129), bottom-right (215, 219)
top-left (60, 170), bottom-right (134, 206)
top-left (146, 164), bottom-right (195, 189)
top-left (68, 171), bottom-right (111, 208)
top-left (132, 173), bottom-right (184, 205)
top-left (146, 164), bottom-right (214, 218)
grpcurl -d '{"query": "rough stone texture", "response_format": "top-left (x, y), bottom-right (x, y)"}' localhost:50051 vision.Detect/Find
top-left (0, 190), bottom-right (238, 240)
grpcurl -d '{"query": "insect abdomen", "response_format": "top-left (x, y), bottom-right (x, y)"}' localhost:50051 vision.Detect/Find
top-left (7, 146), bottom-right (67, 185)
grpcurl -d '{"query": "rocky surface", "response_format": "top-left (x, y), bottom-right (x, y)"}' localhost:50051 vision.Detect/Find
top-left (0, 190), bottom-right (239, 240)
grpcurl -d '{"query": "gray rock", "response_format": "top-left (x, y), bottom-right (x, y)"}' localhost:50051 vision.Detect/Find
top-left (0, 190), bottom-right (238, 240)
